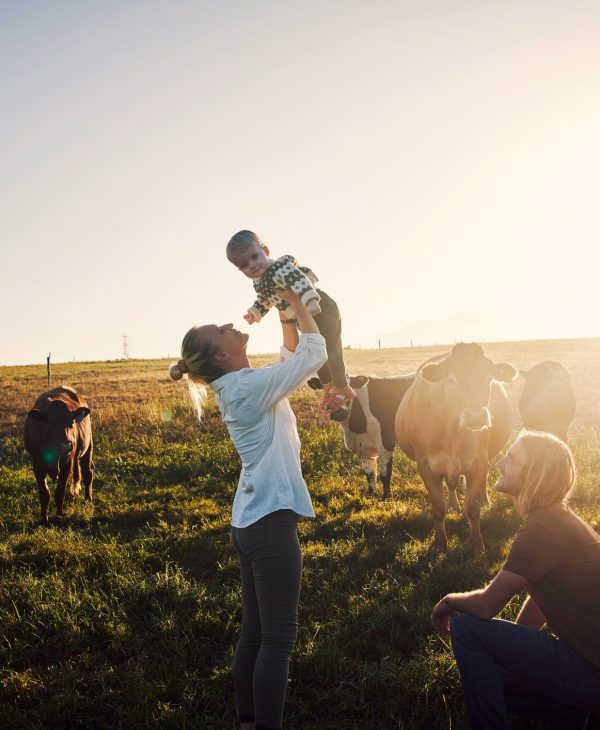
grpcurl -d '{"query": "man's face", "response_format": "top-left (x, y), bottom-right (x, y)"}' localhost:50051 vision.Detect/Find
top-left (494, 439), bottom-right (527, 497)
top-left (229, 244), bottom-right (271, 279)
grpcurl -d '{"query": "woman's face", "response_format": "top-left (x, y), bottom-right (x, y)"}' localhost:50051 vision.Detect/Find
top-left (494, 438), bottom-right (527, 497)
top-left (196, 323), bottom-right (249, 360)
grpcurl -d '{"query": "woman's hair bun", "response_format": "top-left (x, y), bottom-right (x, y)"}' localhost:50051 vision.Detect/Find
top-left (169, 362), bottom-right (185, 381)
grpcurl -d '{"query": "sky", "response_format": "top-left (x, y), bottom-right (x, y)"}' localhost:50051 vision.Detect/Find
top-left (2, 0), bottom-right (600, 366)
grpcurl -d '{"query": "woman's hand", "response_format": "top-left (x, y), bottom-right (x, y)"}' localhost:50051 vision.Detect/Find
top-left (276, 288), bottom-right (299, 306)
top-left (275, 289), bottom-right (320, 335)
top-left (277, 289), bottom-right (320, 315)
top-left (431, 596), bottom-right (456, 635)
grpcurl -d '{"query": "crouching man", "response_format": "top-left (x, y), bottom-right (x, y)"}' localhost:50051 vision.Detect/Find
top-left (431, 431), bottom-right (600, 729)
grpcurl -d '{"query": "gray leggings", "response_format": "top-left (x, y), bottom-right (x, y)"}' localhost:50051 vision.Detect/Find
top-left (231, 509), bottom-right (302, 730)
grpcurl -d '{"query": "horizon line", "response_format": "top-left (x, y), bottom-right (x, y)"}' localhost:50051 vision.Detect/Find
top-left (2, 334), bottom-right (599, 370)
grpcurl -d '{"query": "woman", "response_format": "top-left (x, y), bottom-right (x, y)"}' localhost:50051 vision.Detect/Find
top-left (431, 430), bottom-right (600, 729)
top-left (170, 290), bottom-right (327, 730)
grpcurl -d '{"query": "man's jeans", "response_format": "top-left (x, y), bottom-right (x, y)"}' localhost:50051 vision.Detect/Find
top-left (450, 613), bottom-right (600, 729)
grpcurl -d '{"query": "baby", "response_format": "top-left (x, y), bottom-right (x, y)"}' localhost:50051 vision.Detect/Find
top-left (226, 230), bottom-right (356, 412)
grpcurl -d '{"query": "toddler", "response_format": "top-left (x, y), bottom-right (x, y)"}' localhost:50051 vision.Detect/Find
top-left (226, 230), bottom-right (356, 412)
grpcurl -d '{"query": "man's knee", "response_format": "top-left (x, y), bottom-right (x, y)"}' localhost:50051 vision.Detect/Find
top-left (450, 612), bottom-right (482, 644)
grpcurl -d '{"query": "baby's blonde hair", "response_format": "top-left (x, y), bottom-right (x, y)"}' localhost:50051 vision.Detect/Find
top-left (169, 326), bottom-right (223, 421)
top-left (226, 230), bottom-right (267, 261)
top-left (516, 430), bottom-right (576, 516)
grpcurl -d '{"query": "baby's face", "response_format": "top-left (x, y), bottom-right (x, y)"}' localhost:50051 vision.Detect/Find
top-left (229, 244), bottom-right (271, 279)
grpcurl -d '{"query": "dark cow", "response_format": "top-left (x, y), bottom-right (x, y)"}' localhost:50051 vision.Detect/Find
top-left (519, 361), bottom-right (576, 441)
top-left (24, 386), bottom-right (94, 525)
top-left (395, 343), bottom-right (517, 553)
top-left (311, 374), bottom-right (416, 497)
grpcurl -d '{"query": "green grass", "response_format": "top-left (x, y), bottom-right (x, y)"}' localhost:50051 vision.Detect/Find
top-left (1, 339), bottom-right (599, 728)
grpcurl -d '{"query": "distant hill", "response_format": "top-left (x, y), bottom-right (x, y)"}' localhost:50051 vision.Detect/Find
top-left (376, 310), bottom-right (598, 349)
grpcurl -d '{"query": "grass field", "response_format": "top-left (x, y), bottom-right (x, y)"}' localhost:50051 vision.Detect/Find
top-left (1, 338), bottom-right (599, 729)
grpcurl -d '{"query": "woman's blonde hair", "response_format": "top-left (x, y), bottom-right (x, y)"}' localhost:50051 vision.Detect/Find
top-left (516, 430), bottom-right (577, 516)
top-left (169, 326), bottom-right (223, 421)
top-left (226, 230), bottom-right (267, 261)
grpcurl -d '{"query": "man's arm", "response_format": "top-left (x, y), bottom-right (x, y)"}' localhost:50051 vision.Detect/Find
top-left (515, 594), bottom-right (546, 629)
top-left (431, 569), bottom-right (527, 634)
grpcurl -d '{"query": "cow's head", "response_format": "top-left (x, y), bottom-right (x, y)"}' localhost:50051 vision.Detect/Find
top-left (520, 361), bottom-right (571, 387)
top-left (27, 401), bottom-right (90, 466)
top-left (519, 361), bottom-right (575, 439)
top-left (421, 343), bottom-right (517, 431)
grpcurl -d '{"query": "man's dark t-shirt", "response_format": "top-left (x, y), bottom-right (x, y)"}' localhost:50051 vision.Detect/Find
top-left (504, 504), bottom-right (600, 674)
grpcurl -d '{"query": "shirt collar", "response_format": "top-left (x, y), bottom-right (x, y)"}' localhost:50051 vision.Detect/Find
top-left (210, 371), bottom-right (235, 393)
top-left (211, 366), bottom-right (256, 392)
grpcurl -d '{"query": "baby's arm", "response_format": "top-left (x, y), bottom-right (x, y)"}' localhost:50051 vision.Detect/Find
top-left (246, 294), bottom-right (274, 324)
top-left (272, 256), bottom-right (321, 308)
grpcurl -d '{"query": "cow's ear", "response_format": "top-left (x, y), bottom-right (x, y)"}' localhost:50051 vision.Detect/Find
top-left (421, 363), bottom-right (446, 383)
top-left (492, 363), bottom-right (518, 382)
top-left (349, 375), bottom-right (369, 389)
top-left (73, 407), bottom-right (90, 423)
top-left (27, 408), bottom-right (47, 422)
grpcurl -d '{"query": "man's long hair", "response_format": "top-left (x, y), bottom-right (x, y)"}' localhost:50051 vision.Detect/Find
top-left (517, 430), bottom-right (577, 516)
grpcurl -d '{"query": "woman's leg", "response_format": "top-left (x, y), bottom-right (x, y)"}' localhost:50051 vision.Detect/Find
top-left (234, 511), bottom-right (302, 730)
top-left (450, 613), bottom-right (600, 730)
top-left (232, 527), bottom-right (261, 727)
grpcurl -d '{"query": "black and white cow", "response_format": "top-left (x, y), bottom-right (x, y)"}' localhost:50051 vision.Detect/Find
top-left (311, 374), bottom-right (415, 497)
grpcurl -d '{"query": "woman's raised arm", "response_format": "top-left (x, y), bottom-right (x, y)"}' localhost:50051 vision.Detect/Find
top-left (277, 289), bottom-right (320, 335)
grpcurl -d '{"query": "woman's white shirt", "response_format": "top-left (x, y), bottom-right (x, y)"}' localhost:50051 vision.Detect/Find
top-left (210, 332), bottom-right (327, 528)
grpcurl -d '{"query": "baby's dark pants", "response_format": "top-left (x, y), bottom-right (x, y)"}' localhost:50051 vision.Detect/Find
top-left (312, 289), bottom-right (348, 388)
top-left (231, 509), bottom-right (302, 730)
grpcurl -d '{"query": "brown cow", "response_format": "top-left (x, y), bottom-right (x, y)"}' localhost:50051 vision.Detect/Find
top-left (24, 386), bottom-right (94, 525)
top-left (395, 343), bottom-right (517, 553)
top-left (519, 361), bottom-right (576, 441)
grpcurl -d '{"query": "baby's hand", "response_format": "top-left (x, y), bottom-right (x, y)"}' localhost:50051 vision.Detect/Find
top-left (244, 312), bottom-right (257, 325)
top-left (307, 299), bottom-right (321, 316)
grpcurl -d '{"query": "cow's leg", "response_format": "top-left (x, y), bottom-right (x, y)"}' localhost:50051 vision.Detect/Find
top-left (364, 458), bottom-right (377, 496)
top-left (464, 461), bottom-right (488, 554)
top-left (81, 447), bottom-right (94, 502)
top-left (54, 465), bottom-right (71, 518)
top-left (34, 466), bottom-right (50, 526)
top-left (447, 476), bottom-right (461, 513)
top-left (71, 457), bottom-right (81, 498)
top-left (418, 460), bottom-right (448, 553)
top-left (379, 451), bottom-right (393, 499)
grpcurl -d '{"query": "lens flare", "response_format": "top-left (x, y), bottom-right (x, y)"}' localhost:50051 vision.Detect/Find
top-left (42, 445), bottom-right (58, 466)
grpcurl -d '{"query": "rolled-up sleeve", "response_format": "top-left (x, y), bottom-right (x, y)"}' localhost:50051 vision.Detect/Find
top-left (249, 333), bottom-right (327, 411)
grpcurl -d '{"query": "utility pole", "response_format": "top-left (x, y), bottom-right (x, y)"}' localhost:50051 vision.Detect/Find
top-left (122, 334), bottom-right (129, 360)
top-left (47, 352), bottom-right (51, 386)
